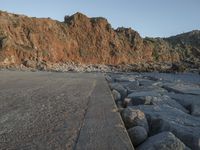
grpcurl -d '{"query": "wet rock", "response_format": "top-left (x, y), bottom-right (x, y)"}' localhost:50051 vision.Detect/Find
top-left (128, 126), bottom-right (147, 146)
top-left (136, 132), bottom-right (190, 150)
top-left (121, 108), bottom-right (149, 132)
top-left (130, 105), bottom-right (200, 150)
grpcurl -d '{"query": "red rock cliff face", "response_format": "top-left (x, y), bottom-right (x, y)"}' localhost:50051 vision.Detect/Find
top-left (0, 11), bottom-right (180, 67)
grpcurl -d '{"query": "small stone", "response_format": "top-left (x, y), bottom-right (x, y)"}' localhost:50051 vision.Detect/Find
top-left (128, 126), bottom-right (147, 146)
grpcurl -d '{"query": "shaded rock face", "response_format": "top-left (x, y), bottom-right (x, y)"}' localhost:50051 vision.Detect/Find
top-left (1, 10), bottom-right (199, 69)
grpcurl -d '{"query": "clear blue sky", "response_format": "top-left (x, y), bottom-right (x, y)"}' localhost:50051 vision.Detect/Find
top-left (0, 0), bottom-right (199, 37)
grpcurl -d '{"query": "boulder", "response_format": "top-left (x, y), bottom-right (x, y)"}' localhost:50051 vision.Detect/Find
top-left (128, 91), bottom-right (161, 99)
top-left (126, 85), bottom-right (166, 95)
top-left (105, 75), bottom-right (113, 82)
top-left (136, 132), bottom-right (190, 150)
top-left (114, 76), bottom-right (136, 82)
top-left (138, 79), bottom-right (156, 86)
top-left (109, 83), bottom-right (127, 100)
top-left (166, 93), bottom-right (200, 110)
top-left (128, 126), bottom-right (147, 146)
top-left (127, 95), bottom-right (188, 113)
top-left (112, 89), bottom-right (121, 101)
top-left (123, 98), bottom-right (132, 107)
top-left (124, 81), bottom-right (140, 93)
top-left (121, 108), bottom-right (149, 132)
top-left (191, 104), bottom-right (200, 117)
top-left (36, 61), bottom-right (47, 71)
top-left (130, 105), bottom-right (200, 150)
top-left (162, 83), bottom-right (200, 95)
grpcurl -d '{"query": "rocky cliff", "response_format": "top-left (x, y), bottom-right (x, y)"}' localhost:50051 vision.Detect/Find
top-left (0, 11), bottom-right (199, 71)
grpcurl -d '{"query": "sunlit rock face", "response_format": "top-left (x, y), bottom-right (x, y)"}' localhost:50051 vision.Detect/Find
top-left (0, 10), bottom-right (199, 69)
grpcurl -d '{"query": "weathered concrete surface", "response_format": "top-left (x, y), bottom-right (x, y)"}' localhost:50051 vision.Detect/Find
top-left (0, 71), bottom-right (133, 150)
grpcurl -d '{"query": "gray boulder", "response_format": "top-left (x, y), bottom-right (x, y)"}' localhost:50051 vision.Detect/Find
top-left (138, 79), bottom-right (157, 86)
top-left (136, 132), bottom-right (190, 150)
top-left (124, 81), bottom-right (140, 93)
top-left (191, 104), bottom-right (200, 117)
top-left (166, 93), bottom-right (200, 110)
top-left (128, 91), bottom-right (161, 99)
top-left (105, 75), bottom-right (113, 82)
top-left (130, 105), bottom-right (200, 150)
top-left (112, 90), bottom-right (121, 101)
top-left (114, 77), bottom-right (136, 82)
top-left (121, 108), bottom-right (149, 132)
top-left (109, 83), bottom-right (127, 100)
top-left (126, 85), bottom-right (166, 95)
top-left (162, 83), bottom-right (200, 95)
top-left (127, 95), bottom-right (188, 113)
top-left (128, 126), bottom-right (147, 146)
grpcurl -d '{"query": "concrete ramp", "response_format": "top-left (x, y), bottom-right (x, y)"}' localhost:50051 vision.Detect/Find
top-left (75, 75), bottom-right (134, 150)
top-left (0, 71), bottom-right (133, 150)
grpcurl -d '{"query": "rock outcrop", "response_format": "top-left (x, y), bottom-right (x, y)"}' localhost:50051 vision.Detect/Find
top-left (0, 10), bottom-right (199, 71)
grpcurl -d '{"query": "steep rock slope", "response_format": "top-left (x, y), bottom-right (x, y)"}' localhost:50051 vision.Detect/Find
top-left (0, 11), bottom-right (153, 67)
top-left (0, 11), bottom-right (199, 70)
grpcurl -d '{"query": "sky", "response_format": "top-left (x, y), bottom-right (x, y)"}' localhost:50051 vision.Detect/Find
top-left (0, 0), bottom-right (200, 37)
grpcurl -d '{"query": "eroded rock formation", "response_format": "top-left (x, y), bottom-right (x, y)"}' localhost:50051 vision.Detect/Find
top-left (0, 10), bottom-right (199, 71)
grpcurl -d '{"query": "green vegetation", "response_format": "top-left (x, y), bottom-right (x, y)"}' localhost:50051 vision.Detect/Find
top-left (0, 55), bottom-right (6, 61)
top-left (110, 49), bottom-right (120, 57)
top-left (12, 20), bottom-right (20, 28)
top-left (152, 49), bottom-right (159, 61)
top-left (79, 49), bottom-right (89, 57)
top-left (0, 36), bottom-right (7, 50)
top-left (42, 50), bottom-right (49, 57)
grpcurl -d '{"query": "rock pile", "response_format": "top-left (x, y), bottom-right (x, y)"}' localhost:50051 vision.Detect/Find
top-left (107, 72), bottom-right (200, 150)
